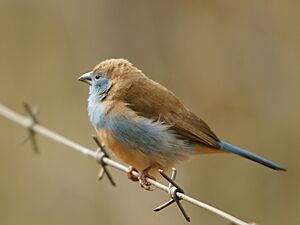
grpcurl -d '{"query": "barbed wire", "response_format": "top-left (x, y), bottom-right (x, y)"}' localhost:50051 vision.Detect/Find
top-left (0, 103), bottom-right (256, 225)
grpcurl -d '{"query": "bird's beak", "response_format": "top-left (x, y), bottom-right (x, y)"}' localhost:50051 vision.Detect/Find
top-left (78, 72), bottom-right (92, 85)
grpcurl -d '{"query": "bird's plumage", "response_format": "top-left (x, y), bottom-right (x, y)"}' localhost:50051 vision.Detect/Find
top-left (93, 101), bottom-right (194, 172)
top-left (93, 59), bottom-right (220, 148)
top-left (79, 58), bottom-right (286, 176)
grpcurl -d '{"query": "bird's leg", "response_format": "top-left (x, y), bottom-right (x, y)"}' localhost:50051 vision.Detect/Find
top-left (139, 165), bottom-right (157, 191)
top-left (127, 165), bottom-right (157, 190)
top-left (127, 166), bottom-right (139, 182)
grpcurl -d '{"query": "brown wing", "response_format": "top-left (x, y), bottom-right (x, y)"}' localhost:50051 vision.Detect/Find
top-left (111, 76), bottom-right (220, 148)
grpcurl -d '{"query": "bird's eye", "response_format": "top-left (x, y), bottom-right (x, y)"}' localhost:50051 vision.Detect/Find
top-left (95, 75), bottom-right (101, 80)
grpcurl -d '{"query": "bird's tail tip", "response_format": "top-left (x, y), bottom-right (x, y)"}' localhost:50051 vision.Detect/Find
top-left (275, 166), bottom-right (287, 172)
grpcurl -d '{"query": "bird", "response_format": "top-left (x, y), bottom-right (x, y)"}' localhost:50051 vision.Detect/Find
top-left (78, 58), bottom-right (286, 189)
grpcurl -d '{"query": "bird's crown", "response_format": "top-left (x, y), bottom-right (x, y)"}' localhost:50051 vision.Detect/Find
top-left (93, 58), bottom-right (142, 79)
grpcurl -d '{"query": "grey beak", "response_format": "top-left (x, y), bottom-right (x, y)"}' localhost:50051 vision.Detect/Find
top-left (78, 72), bottom-right (92, 85)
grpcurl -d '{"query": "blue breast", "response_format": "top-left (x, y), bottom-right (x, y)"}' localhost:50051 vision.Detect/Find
top-left (88, 96), bottom-right (107, 129)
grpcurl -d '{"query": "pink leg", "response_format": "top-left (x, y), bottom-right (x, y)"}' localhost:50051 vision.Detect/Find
top-left (138, 165), bottom-right (157, 191)
top-left (127, 166), bottom-right (139, 182)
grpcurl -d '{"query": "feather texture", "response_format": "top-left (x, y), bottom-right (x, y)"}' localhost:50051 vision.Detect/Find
top-left (94, 60), bottom-right (220, 149)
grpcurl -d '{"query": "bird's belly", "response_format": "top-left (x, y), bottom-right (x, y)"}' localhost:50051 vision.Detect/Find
top-left (91, 102), bottom-right (195, 173)
top-left (97, 129), bottom-right (155, 171)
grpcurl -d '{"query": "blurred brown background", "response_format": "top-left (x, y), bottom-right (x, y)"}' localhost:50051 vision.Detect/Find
top-left (0, 1), bottom-right (299, 225)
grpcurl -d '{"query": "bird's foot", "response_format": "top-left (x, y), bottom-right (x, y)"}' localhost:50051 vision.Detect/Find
top-left (127, 166), bottom-right (156, 191)
top-left (127, 166), bottom-right (139, 182)
top-left (139, 169), bottom-right (156, 191)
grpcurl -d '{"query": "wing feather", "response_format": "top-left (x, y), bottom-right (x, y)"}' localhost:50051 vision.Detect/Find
top-left (110, 76), bottom-right (220, 148)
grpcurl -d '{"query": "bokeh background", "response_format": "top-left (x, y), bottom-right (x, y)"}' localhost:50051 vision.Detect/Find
top-left (0, 1), bottom-right (299, 225)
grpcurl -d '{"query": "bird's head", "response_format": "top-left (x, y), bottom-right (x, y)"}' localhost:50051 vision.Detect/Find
top-left (78, 58), bottom-right (143, 99)
top-left (78, 58), bottom-right (142, 85)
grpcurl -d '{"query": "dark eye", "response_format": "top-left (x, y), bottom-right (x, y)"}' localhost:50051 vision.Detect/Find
top-left (95, 75), bottom-right (101, 79)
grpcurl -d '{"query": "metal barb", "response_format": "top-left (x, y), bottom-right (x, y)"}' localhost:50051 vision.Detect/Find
top-left (22, 102), bottom-right (39, 154)
top-left (92, 135), bottom-right (116, 186)
top-left (154, 168), bottom-right (190, 222)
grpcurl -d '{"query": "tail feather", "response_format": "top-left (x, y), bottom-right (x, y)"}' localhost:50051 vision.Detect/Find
top-left (218, 141), bottom-right (286, 171)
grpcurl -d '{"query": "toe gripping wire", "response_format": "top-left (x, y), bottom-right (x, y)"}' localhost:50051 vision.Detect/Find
top-left (154, 168), bottom-right (190, 222)
top-left (93, 135), bottom-right (116, 186)
top-left (22, 103), bottom-right (40, 154)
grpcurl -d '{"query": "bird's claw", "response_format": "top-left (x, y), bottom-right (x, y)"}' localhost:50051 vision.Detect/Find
top-left (139, 170), bottom-right (156, 191)
top-left (127, 166), bottom-right (156, 191)
top-left (127, 166), bottom-right (139, 182)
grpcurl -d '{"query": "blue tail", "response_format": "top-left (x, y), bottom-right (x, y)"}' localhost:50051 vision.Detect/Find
top-left (218, 141), bottom-right (286, 171)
